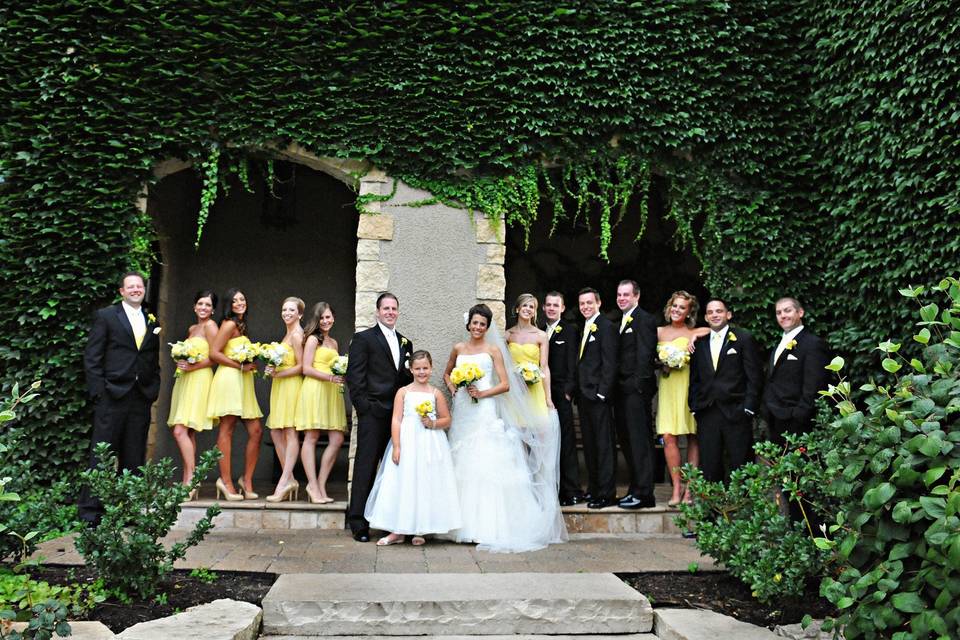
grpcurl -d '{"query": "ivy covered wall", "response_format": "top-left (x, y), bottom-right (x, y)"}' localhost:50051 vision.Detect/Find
top-left (1, 1), bottom-right (956, 477)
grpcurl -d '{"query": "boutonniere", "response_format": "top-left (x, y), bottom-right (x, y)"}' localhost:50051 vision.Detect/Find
top-left (400, 337), bottom-right (408, 347)
top-left (147, 313), bottom-right (157, 324)
top-left (589, 324), bottom-right (597, 333)
top-left (624, 316), bottom-right (633, 325)
top-left (785, 339), bottom-right (797, 350)
top-left (727, 332), bottom-right (737, 342)
top-left (554, 325), bottom-right (563, 334)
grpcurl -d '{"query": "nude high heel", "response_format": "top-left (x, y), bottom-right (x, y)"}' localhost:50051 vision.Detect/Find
top-left (237, 478), bottom-right (259, 500)
top-left (266, 482), bottom-right (297, 503)
top-left (215, 478), bottom-right (243, 502)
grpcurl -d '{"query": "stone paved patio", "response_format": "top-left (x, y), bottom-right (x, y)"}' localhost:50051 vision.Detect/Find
top-left (35, 531), bottom-right (714, 575)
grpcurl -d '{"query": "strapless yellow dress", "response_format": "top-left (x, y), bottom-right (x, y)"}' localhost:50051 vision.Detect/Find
top-left (656, 336), bottom-right (696, 435)
top-left (508, 342), bottom-right (548, 416)
top-left (294, 346), bottom-right (347, 432)
top-left (266, 343), bottom-right (301, 429)
top-left (207, 336), bottom-right (263, 420)
top-left (167, 336), bottom-right (216, 431)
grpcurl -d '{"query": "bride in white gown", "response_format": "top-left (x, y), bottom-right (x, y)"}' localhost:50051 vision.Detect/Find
top-left (442, 304), bottom-right (567, 553)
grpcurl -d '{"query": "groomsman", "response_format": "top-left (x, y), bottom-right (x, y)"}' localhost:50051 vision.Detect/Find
top-left (576, 287), bottom-right (619, 509)
top-left (688, 299), bottom-right (762, 483)
top-left (761, 297), bottom-right (830, 446)
top-left (613, 280), bottom-right (658, 509)
top-left (543, 291), bottom-right (584, 506)
top-left (80, 271), bottom-right (161, 525)
top-left (346, 292), bottom-right (414, 542)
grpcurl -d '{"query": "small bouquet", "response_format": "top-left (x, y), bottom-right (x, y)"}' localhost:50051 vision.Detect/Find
top-left (331, 355), bottom-right (348, 393)
top-left (225, 337), bottom-right (259, 368)
top-left (516, 361), bottom-right (542, 386)
top-left (415, 399), bottom-right (436, 425)
top-left (256, 341), bottom-right (289, 379)
top-left (169, 340), bottom-right (203, 377)
top-left (450, 362), bottom-right (485, 403)
top-left (657, 342), bottom-right (690, 377)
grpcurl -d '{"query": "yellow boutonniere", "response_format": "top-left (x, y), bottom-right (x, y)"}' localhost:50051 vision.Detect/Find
top-left (727, 333), bottom-right (737, 342)
top-left (147, 313), bottom-right (157, 324)
top-left (625, 316), bottom-right (633, 324)
top-left (554, 325), bottom-right (562, 334)
top-left (785, 339), bottom-right (797, 350)
top-left (400, 337), bottom-right (408, 347)
top-left (590, 324), bottom-right (597, 333)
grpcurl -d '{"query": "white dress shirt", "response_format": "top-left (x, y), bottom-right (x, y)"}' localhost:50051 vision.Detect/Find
top-left (378, 321), bottom-right (400, 369)
top-left (546, 320), bottom-right (560, 339)
top-left (122, 301), bottom-right (146, 345)
top-left (774, 325), bottom-right (804, 364)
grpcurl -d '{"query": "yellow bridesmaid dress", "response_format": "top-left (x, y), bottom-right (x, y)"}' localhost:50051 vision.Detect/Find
top-left (508, 342), bottom-right (548, 416)
top-left (167, 336), bottom-right (216, 431)
top-left (294, 346), bottom-right (347, 432)
top-left (656, 336), bottom-right (696, 435)
top-left (207, 336), bottom-right (263, 419)
top-left (266, 343), bottom-right (301, 429)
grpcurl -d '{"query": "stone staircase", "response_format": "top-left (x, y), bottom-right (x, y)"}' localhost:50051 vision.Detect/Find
top-left (258, 572), bottom-right (655, 638)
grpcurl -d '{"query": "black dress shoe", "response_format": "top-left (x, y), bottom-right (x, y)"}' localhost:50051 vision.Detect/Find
top-left (587, 497), bottom-right (615, 509)
top-left (352, 529), bottom-right (370, 542)
top-left (580, 493), bottom-right (593, 503)
top-left (559, 496), bottom-right (576, 507)
top-left (619, 494), bottom-right (657, 510)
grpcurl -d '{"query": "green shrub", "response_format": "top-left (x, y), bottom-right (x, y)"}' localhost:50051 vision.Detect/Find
top-left (74, 445), bottom-right (221, 601)
top-left (676, 429), bottom-right (837, 603)
top-left (815, 278), bottom-right (960, 639)
top-left (0, 599), bottom-right (70, 640)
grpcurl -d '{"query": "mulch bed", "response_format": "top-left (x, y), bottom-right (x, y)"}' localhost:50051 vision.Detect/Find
top-left (621, 571), bottom-right (837, 629)
top-left (25, 565), bottom-right (833, 633)
top-left (29, 565), bottom-right (276, 633)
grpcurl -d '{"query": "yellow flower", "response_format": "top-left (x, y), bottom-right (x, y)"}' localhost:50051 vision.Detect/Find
top-left (415, 400), bottom-right (434, 417)
top-left (625, 316), bottom-right (633, 324)
top-left (554, 325), bottom-right (562, 334)
top-left (590, 324), bottom-right (597, 333)
top-left (401, 337), bottom-right (408, 347)
top-left (786, 339), bottom-right (797, 350)
top-left (727, 333), bottom-right (737, 342)
top-left (147, 313), bottom-right (157, 324)
top-left (774, 573), bottom-right (782, 583)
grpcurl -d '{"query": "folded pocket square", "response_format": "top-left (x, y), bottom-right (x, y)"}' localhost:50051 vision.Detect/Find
top-left (787, 353), bottom-right (799, 361)
top-left (555, 340), bottom-right (565, 345)
top-left (624, 327), bottom-right (633, 333)
top-left (588, 335), bottom-right (596, 342)
top-left (726, 348), bottom-right (737, 355)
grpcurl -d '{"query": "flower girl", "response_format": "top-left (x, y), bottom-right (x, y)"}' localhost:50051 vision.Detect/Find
top-left (365, 350), bottom-right (461, 546)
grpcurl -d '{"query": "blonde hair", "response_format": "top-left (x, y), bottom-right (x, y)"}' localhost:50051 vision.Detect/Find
top-left (513, 293), bottom-right (538, 320)
top-left (282, 296), bottom-right (305, 315)
top-left (663, 291), bottom-right (699, 328)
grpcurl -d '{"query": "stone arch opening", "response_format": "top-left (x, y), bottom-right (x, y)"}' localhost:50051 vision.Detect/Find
top-left (148, 153), bottom-right (360, 486)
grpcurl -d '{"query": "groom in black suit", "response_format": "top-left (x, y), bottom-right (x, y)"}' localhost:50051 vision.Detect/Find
top-left (346, 292), bottom-right (413, 541)
top-left (614, 280), bottom-right (658, 509)
top-left (543, 291), bottom-right (583, 506)
top-left (79, 271), bottom-right (161, 525)
top-left (761, 297), bottom-right (830, 447)
top-left (576, 287), bottom-right (619, 509)
top-left (689, 299), bottom-right (762, 483)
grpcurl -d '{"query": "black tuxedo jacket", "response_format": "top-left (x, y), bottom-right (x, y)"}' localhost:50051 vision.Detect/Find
top-left (762, 327), bottom-right (830, 422)
top-left (83, 304), bottom-right (161, 402)
top-left (616, 306), bottom-right (658, 395)
top-left (346, 325), bottom-right (414, 419)
top-left (546, 319), bottom-right (579, 398)
top-left (577, 314), bottom-right (619, 400)
top-left (689, 326), bottom-right (762, 421)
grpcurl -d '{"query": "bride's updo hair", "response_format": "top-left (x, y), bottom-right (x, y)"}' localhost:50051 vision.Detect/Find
top-left (410, 350), bottom-right (432, 366)
top-left (466, 303), bottom-right (493, 330)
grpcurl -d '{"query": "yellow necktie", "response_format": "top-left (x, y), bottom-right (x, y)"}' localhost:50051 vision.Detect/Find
top-left (579, 325), bottom-right (591, 359)
top-left (711, 333), bottom-right (721, 370)
top-left (134, 325), bottom-right (145, 349)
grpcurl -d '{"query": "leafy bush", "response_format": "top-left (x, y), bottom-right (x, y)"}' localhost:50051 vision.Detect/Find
top-left (815, 278), bottom-right (960, 639)
top-left (676, 428), bottom-right (838, 603)
top-left (75, 445), bottom-right (221, 601)
top-left (0, 568), bottom-right (103, 624)
top-left (0, 599), bottom-right (70, 640)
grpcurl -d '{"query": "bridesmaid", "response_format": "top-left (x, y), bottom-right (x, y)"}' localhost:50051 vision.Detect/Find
top-left (657, 291), bottom-right (710, 505)
top-left (504, 293), bottom-right (553, 412)
top-left (294, 302), bottom-right (347, 504)
top-left (207, 288), bottom-right (263, 501)
top-left (265, 297), bottom-right (304, 502)
top-left (167, 290), bottom-right (219, 499)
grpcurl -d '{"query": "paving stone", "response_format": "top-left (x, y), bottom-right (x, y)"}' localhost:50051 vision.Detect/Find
top-left (775, 620), bottom-right (841, 639)
top-left (262, 572), bottom-right (651, 636)
top-left (11, 621), bottom-right (114, 639)
top-left (655, 608), bottom-right (779, 640)
top-left (260, 636), bottom-right (658, 640)
top-left (117, 598), bottom-right (261, 640)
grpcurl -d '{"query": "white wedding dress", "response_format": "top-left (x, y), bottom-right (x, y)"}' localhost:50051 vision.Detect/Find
top-left (446, 352), bottom-right (567, 552)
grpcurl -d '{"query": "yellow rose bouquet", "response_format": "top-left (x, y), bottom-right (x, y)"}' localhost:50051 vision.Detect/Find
top-left (516, 361), bottom-right (542, 386)
top-left (450, 361), bottom-right (485, 403)
top-left (331, 355), bottom-right (349, 393)
top-left (415, 399), bottom-right (436, 423)
top-left (256, 341), bottom-right (289, 379)
top-left (169, 340), bottom-right (203, 377)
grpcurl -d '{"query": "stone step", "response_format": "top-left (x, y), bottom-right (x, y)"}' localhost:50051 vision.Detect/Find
top-left (175, 500), bottom-right (681, 534)
top-left (261, 573), bottom-right (652, 636)
top-left (261, 636), bottom-right (657, 640)
top-left (654, 608), bottom-right (780, 640)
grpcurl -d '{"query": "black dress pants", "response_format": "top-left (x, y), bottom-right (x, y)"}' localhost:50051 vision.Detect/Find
top-left (615, 390), bottom-right (655, 499)
top-left (77, 390), bottom-right (151, 523)
top-left (553, 388), bottom-right (582, 499)
top-left (696, 405), bottom-right (753, 483)
top-left (347, 411), bottom-right (391, 532)
top-left (578, 394), bottom-right (616, 500)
